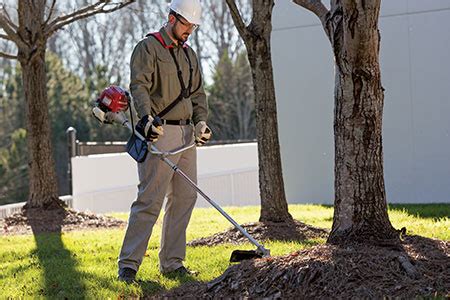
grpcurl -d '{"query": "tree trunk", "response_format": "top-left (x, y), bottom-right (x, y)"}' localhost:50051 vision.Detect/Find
top-left (225, 0), bottom-right (293, 223)
top-left (248, 40), bottom-right (292, 223)
top-left (17, 0), bottom-right (61, 209)
top-left (19, 48), bottom-right (61, 208)
top-left (1, 0), bottom-right (134, 209)
top-left (327, 1), bottom-right (399, 245)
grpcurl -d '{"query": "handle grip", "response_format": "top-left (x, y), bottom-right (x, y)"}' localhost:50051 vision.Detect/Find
top-left (153, 116), bottom-right (163, 127)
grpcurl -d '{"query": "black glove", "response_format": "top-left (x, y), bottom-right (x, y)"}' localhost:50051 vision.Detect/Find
top-left (136, 115), bottom-right (164, 142)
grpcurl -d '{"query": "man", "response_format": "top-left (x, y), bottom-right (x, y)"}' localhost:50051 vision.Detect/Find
top-left (118, 0), bottom-right (211, 283)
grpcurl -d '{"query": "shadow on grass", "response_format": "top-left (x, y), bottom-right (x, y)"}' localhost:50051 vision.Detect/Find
top-left (27, 206), bottom-right (86, 298)
top-left (23, 205), bottom-right (164, 298)
top-left (32, 233), bottom-right (86, 297)
top-left (388, 203), bottom-right (450, 219)
top-left (137, 280), bottom-right (165, 296)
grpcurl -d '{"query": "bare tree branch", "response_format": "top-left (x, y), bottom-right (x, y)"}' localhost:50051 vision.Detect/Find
top-left (44, 0), bottom-right (57, 25)
top-left (294, 0), bottom-right (341, 45)
top-left (225, 0), bottom-right (251, 43)
top-left (0, 50), bottom-right (17, 60)
top-left (0, 4), bottom-right (18, 30)
top-left (0, 10), bottom-right (28, 49)
top-left (45, 0), bottom-right (135, 37)
top-left (292, 0), bottom-right (329, 25)
top-left (46, 1), bottom-right (104, 30)
top-left (0, 33), bottom-right (12, 41)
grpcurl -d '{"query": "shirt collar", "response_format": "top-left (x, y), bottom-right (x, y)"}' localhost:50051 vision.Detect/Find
top-left (159, 27), bottom-right (178, 48)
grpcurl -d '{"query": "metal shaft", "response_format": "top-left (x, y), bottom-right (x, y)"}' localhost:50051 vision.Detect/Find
top-left (161, 155), bottom-right (269, 256)
top-left (122, 118), bottom-right (269, 256)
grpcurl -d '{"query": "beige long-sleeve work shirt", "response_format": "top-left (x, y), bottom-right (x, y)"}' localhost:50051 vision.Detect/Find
top-left (129, 27), bottom-right (208, 124)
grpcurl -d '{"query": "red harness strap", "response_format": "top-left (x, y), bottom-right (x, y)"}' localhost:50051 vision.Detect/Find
top-left (146, 32), bottom-right (188, 49)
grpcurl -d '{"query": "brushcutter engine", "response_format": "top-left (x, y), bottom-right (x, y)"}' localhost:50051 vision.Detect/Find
top-left (92, 85), bottom-right (130, 124)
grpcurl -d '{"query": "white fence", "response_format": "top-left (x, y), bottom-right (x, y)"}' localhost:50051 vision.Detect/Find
top-left (71, 143), bottom-right (260, 213)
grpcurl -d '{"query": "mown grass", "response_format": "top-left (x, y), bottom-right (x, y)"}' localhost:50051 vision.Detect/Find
top-left (0, 203), bottom-right (448, 298)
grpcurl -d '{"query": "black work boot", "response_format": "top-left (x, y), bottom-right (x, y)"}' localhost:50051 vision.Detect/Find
top-left (118, 267), bottom-right (137, 283)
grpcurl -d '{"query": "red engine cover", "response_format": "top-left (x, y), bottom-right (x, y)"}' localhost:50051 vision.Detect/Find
top-left (98, 85), bottom-right (129, 113)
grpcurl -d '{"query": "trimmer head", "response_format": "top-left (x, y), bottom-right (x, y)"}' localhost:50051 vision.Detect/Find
top-left (230, 248), bottom-right (270, 263)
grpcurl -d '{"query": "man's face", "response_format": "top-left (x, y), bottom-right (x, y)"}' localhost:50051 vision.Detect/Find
top-left (170, 13), bottom-right (198, 43)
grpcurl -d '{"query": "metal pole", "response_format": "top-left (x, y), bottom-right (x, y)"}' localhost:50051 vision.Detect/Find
top-left (165, 156), bottom-right (269, 257)
top-left (116, 112), bottom-right (269, 256)
top-left (66, 127), bottom-right (77, 195)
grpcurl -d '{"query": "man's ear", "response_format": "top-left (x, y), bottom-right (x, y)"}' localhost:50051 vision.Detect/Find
top-left (168, 14), bottom-right (176, 25)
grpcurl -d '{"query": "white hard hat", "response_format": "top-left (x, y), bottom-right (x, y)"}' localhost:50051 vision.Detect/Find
top-left (169, 0), bottom-right (202, 25)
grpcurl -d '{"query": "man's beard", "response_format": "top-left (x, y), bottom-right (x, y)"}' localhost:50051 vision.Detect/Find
top-left (172, 27), bottom-right (189, 44)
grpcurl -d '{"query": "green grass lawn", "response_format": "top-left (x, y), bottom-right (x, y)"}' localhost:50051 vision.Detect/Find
top-left (0, 203), bottom-right (448, 298)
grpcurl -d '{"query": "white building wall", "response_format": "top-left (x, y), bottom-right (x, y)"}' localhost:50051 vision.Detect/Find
top-left (272, 1), bottom-right (450, 204)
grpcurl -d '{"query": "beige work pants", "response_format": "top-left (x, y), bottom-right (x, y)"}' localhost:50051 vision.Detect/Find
top-left (118, 124), bottom-right (197, 273)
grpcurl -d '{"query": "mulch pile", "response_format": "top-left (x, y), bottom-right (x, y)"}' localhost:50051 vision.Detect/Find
top-left (188, 220), bottom-right (329, 247)
top-left (162, 235), bottom-right (449, 299)
top-left (0, 207), bottom-right (126, 235)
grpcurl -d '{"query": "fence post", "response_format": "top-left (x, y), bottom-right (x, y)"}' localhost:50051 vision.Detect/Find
top-left (66, 127), bottom-right (77, 195)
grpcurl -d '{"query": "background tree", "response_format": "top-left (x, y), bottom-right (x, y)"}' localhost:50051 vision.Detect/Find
top-left (293, 0), bottom-right (399, 244)
top-left (189, 0), bottom-right (255, 142)
top-left (0, 129), bottom-right (28, 204)
top-left (200, 0), bottom-right (248, 69)
top-left (51, 0), bottom-right (163, 91)
top-left (0, 61), bottom-right (28, 204)
top-left (0, 0), bottom-right (135, 209)
top-left (0, 0), bottom-right (259, 205)
top-left (225, 0), bottom-right (292, 223)
top-left (208, 50), bottom-right (255, 140)
top-left (45, 53), bottom-right (123, 195)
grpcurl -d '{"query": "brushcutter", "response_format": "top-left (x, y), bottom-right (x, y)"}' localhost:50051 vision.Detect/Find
top-left (92, 85), bottom-right (270, 262)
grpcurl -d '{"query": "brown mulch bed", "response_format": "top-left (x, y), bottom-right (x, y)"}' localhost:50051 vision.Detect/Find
top-left (0, 207), bottom-right (126, 235)
top-left (188, 220), bottom-right (329, 247)
top-left (161, 235), bottom-right (450, 299)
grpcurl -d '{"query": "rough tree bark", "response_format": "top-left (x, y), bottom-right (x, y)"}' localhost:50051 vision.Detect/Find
top-left (17, 3), bottom-right (57, 207)
top-left (293, 0), bottom-right (399, 245)
top-left (0, 0), bottom-right (135, 209)
top-left (225, 0), bottom-right (292, 223)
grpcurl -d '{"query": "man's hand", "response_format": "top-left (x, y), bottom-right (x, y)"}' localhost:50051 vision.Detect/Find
top-left (136, 115), bottom-right (164, 142)
top-left (195, 121), bottom-right (212, 146)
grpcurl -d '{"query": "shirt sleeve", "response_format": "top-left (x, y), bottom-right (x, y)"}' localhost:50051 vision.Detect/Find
top-left (189, 48), bottom-right (208, 125)
top-left (129, 39), bottom-right (155, 118)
